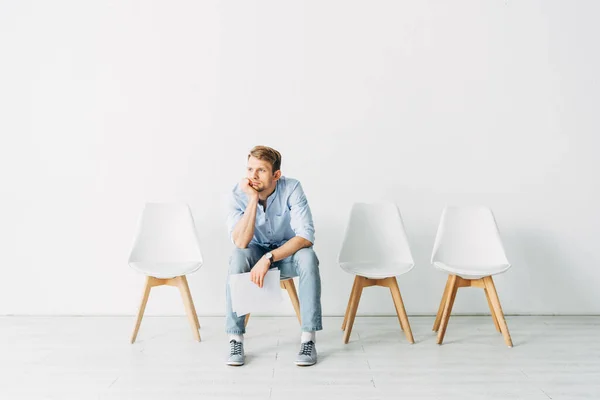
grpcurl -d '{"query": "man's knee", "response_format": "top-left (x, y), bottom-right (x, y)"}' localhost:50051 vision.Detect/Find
top-left (229, 247), bottom-right (253, 274)
top-left (294, 248), bottom-right (320, 274)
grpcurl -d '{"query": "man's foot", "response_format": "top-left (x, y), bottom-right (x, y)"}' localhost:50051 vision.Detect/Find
top-left (226, 340), bottom-right (245, 366)
top-left (295, 340), bottom-right (317, 366)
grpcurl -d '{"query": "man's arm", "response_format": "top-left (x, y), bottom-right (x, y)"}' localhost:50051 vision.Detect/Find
top-left (227, 178), bottom-right (260, 249)
top-left (250, 236), bottom-right (312, 288)
top-left (270, 236), bottom-right (312, 261)
top-left (231, 196), bottom-right (258, 248)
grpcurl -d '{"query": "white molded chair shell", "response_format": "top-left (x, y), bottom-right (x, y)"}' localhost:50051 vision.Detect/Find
top-left (338, 203), bottom-right (414, 279)
top-left (431, 206), bottom-right (510, 279)
top-left (128, 203), bottom-right (203, 279)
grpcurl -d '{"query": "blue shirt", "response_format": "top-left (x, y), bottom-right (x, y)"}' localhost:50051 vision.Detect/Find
top-left (226, 176), bottom-right (315, 247)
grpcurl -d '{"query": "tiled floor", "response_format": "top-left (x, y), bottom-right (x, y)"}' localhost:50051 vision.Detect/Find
top-left (1, 315), bottom-right (598, 399)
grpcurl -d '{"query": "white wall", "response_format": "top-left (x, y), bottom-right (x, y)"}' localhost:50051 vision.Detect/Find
top-left (1, 0), bottom-right (599, 316)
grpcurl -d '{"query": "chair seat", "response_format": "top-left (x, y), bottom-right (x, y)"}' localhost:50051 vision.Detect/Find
top-left (432, 261), bottom-right (510, 279)
top-left (129, 261), bottom-right (202, 279)
top-left (339, 262), bottom-right (413, 279)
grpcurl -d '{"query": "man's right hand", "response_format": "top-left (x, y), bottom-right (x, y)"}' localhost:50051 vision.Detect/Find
top-left (240, 178), bottom-right (259, 200)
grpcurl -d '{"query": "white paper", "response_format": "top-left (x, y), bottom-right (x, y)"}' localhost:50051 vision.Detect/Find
top-left (229, 269), bottom-right (283, 316)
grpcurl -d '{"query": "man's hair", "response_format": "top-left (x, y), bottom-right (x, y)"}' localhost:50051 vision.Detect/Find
top-left (248, 145), bottom-right (282, 173)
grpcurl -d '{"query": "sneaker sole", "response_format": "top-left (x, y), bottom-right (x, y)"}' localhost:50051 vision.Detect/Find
top-left (294, 361), bottom-right (316, 366)
top-left (226, 361), bottom-right (245, 366)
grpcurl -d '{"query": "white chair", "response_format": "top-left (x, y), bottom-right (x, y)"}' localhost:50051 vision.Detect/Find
top-left (128, 203), bottom-right (203, 343)
top-left (431, 206), bottom-right (513, 347)
top-left (338, 202), bottom-right (415, 344)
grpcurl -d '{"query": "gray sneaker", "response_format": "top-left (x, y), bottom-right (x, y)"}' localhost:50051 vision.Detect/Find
top-left (226, 340), bottom-right (245, 366)
top-left (295, 341), bottom-right (317, 366)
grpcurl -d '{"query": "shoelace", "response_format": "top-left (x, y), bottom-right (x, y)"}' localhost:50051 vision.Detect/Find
top-left (230, 340), bottom-right (243, 356)
top-left (299, 341), bottom-right (314, 356)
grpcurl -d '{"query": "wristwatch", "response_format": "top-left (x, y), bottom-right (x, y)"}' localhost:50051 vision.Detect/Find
top-left (264, 252), bottom-right (273, 265)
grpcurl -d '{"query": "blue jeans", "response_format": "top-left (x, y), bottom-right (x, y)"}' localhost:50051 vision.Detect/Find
top-left (225, 243), bottom-right (323, 334)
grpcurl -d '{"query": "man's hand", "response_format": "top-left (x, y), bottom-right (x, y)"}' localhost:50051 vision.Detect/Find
top-left (250, 256), bottom-right (271, 288)
top-left (240, 178), bottom-right (259, 200)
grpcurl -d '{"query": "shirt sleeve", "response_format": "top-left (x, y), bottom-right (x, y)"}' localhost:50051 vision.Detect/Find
top-left (226, 189), bottom-right (244, 244)
top-left (287, 181), bottom-right (315, 244)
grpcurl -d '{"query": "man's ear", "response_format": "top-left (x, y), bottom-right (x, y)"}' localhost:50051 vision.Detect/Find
top-left (273, 170), bottom-right (282, 181)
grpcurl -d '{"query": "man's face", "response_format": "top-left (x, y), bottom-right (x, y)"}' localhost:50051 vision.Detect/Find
top-left (246, 156), bottom-right (280, 192)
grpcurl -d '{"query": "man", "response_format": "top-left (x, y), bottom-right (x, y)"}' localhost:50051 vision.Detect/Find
top-left (225, 145), bottom-right (322, 367)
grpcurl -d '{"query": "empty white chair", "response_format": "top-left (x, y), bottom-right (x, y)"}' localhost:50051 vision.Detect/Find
top-left (431, 206), bottom-right (513, 347)
top-left (129, 203), bottom-right (203, 343)
top-left (338, 202), bottom-right (415, 344)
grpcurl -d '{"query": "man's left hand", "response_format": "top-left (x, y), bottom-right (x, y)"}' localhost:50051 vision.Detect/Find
top-left (250, 256), bottom-right (271, 288)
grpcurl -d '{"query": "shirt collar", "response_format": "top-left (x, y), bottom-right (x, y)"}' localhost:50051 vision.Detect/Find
top-left (266, 180), bottom-right (279, 208)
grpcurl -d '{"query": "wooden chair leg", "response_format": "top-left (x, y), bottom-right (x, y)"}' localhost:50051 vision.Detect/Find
top-left (485, 287), bottom-right (501, 332)
top-left (342, 278), bottom-right (358, 330)
top-left (176, 276), bottom-right (201, 342)
top-left (131, 276), bottom-right (153, 344)
top-left (483, 276), bottom-right (513, 347)
top-left (389, 277), bottom-right (414, 344)
top-left (437, 275), bottom-right (458, 345)
top-left (433, 276), bottom-right (452, 332)
top-left (282, 279), bottom-right (301, 324)
top-left (179, 275), bottom-right (200, 330)
top-left (343, 276), bottom-right (364, 344)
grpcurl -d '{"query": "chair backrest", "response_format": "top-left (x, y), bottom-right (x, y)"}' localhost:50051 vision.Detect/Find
top-left (431, 206), bottom-right (508, 267)
top-left (338, 202), bottom-right (414, 266)
top-left (128, 203), bottom-right (203, 264)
